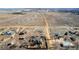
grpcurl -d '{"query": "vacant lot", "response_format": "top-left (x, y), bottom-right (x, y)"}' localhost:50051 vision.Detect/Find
top-left (0, 12), bottom-right (79, 27)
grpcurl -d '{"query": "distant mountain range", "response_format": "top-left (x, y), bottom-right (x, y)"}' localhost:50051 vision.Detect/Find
top-left (0, 8), bottom-right (79, 10)
top-left (0, 8), bottom-right (79, 14)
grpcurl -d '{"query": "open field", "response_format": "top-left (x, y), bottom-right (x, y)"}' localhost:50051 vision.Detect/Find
top-left (0, 12), bottom-right (79, 26)
top-left (0, 14), bottom-right (17, 20)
